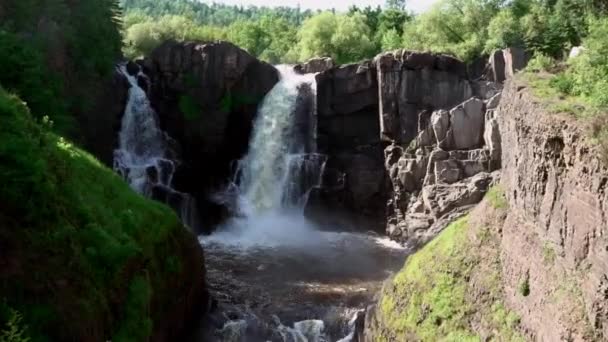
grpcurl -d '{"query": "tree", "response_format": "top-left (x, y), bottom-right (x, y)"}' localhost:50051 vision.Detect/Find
top-left (386, 0), bottom-right (407, 11)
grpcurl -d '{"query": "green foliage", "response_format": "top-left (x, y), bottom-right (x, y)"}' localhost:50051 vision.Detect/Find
top-left (0, 307), bottom-right (30, 342)
top-left (375, 199), bottom-right (526, 341)
top-left (296, 12), bottom-right (376, 64)
top-left (542, 243), bottom-right (557, 265)
top-left (0, 0), bottom-right (122, 138)
top-left (112, 276), bottom-right (152, 342)
top-left (402, 0), bottom-right (504, 62)
top-left (526, 53), bottom-right (557, 72)
top-left (178, 95), bottom-right (201, 121)
top-left (567, 17), bottom-right (608, 107)
top-left (0, 31), bottom-right (70, 133)
top-left (0, 87), bottom-right (188, 340)
top-left (486, 185), bottom-right (508, 209)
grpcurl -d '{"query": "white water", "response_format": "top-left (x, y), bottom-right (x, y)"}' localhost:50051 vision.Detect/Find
top-left (238, 65), bottom-right (325, 214)
top-left (209, 66), bottom-right (326, 248)
top-left (114, 64), bottom-right (198, 230)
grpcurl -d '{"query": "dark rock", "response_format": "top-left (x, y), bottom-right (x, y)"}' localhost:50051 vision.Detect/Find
top-left (488, 50), bottom-right (506, 83)
top-left (126, 60), bottom-right (140, 76)
top-left (375, 49), bottom-right (473, 144)
top-left (294, 57), bottom-right (335, 74)
top-left (503, 47), bottom-right (529, 79)
top-left (143, 40), bottom-right (279, 232)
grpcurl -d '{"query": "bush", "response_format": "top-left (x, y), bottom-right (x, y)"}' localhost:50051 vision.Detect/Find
top-left (566, 17), bottom-right (608, 107)
top-left (526, 53), bottom-right (557, 73)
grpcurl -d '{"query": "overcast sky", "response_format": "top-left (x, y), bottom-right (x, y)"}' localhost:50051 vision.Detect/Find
top-left (207, 0), bottom-right (439, 13)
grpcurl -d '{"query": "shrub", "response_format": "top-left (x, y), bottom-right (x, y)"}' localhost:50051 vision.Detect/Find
top-left (526, 53), bottom-right (557, 73)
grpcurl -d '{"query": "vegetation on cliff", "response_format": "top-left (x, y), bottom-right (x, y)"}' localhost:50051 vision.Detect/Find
top-left (0, 87), bottom-right (203, 341)
top-left (369, 193), bottom-right (525, 341)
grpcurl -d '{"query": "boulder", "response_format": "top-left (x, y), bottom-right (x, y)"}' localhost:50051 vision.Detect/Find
top-left (294, 57), bottom-right (335, 74)
top-left (488, 50), bottom-right (506, 83)
top-left (447, 98), bottom-right (485, 150)
top-left (503, 47), bottom-right (529, 79)
top-left (431, 110), bottom-right (450, 148)
top-left (434, 159), bottom-right (462, 184)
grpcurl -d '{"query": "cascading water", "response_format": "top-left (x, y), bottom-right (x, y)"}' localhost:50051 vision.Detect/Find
top-left (200, 65), bottom-right (408, 342)
top-left (237, 65), bottom-right (326, 215)
top-left (114, 64), bottom-right (199, 231)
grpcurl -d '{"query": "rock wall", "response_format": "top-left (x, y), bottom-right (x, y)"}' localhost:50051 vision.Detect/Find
top-left (138, 40), bottom-right (278, 231)
top-left (306, 51), bottom-right (482, 232)
top-left (498, 80), bottom-right (608, 340)
top-left (306, 61), bottom-right (387, 229)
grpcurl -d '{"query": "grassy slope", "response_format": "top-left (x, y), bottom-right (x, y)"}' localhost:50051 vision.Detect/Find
top-left (368, 187), bottom-right (525, 342)
top-left (0, 88), bottom-right (203, 341)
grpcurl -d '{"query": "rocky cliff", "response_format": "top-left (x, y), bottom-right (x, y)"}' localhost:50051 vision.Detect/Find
top-left (366, 73), bottom-right (608, 341)
top-left (306, 50), bottom-right (488, 232)
top-left (498, 79), bottom-right (608, 340)
top-left (116, 41), bottom-right (279, 231)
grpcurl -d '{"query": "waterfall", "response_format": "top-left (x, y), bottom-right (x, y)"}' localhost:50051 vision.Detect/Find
top-left (114, 64), bottom-right (199, 231)
top-left (236, 65), bottom-right (326, 216)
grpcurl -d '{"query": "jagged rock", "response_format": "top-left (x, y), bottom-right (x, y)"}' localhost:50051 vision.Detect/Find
top-left (447, 98), bottom-right (485, 150)
top-left (431, 110), bottom-right (450, 148)
top-left (503, 47), bottom-right (529, 79)
top-left (484, 110), bottom-right (502, 168)
top-left (487, 92), bottom-right (502, 110)
top-left (488, 50), bottom-right (506, 83)
top-left (434, 159), bottom-right (462, 184)
top-left (294, 57), bottom-right (335, 74)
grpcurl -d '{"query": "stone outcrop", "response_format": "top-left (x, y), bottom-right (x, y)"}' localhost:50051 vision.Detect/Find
top-left (384, 87), bottom-right (503, 246)
top-left (294, 57), bottom-right (335, 74)
top-left (139, 40), bottom-right (279, 230)
top-left (497, 80), bottom-right (608, 340)
top-left (375, 50), bottom-right (473, 144)
top-left (308, 51), bottom-right (481, 232)
top-left (307, 61), bottom-right (386, 230)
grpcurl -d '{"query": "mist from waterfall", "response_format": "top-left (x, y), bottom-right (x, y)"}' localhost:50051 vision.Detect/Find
top-left (209, 66), bottom-right (327, 248)
top-left (114, 64), bottom-right (199, 231)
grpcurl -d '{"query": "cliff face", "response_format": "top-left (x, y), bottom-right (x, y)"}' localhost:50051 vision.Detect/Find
top-left (498, 80), bottom-right (608, 340)
top-left (366, 77), bottom-right (608, 341)
top-left (307, 51), bottom-right (482, 231)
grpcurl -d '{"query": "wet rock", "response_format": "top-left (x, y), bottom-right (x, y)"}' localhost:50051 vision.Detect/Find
top-left (143, 40), bottom-right (279, 231)
top-left (126, 60), bottom-right (140, 75)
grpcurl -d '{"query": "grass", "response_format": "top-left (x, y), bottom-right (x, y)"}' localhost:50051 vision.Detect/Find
top-left (486, 185), bottom-right (508, 210)
top-left (374, 204), bottom-right (525, 341)
top-left (520, 71), bottom-right (608, 164)
top-left (542, 242), bottom-right (557, 266)
top-left (0, 87), bottom-right (195, 341)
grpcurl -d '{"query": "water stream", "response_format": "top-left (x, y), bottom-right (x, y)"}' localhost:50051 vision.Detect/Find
top-left (199, 66), bottom-right (408, 341)
top-left (114, 64), bottom-right (199, 231)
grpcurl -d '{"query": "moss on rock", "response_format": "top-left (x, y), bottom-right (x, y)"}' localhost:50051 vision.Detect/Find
top-left (367, 197), bottom-right (526, 341)
top-left (0, 87), bottom-right (206, 341)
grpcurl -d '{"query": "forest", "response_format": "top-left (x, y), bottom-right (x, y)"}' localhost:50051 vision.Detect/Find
top-left (119, 0), bottom-right (608, 108)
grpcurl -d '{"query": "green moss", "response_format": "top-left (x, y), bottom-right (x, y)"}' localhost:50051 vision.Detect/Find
top-left (375, 205), bottom-right (526, 341)
top-left (542, 243), bottom-right (557, 266)
top-left (113, 276), bottom-right (152, 342)
top-left (519, 273), bottom-right (531, 297)
top-left (381, 217), bottom-right (476, 341)
top-left (179, 95), bottom-right (201, 121)
top-left (486, 185), bottom-right (508, 210)
top-left (0, 87), bottom-right (189, 341)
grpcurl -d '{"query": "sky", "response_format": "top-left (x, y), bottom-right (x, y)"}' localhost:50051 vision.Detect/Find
top-left (209, 0), bottom-right (439, 13)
